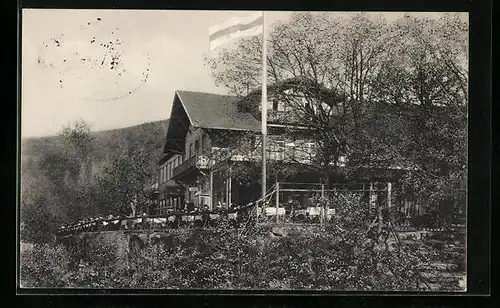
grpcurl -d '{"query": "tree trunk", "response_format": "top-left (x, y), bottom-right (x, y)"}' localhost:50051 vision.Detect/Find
top-left (377, 188), bottom-right (383, 233)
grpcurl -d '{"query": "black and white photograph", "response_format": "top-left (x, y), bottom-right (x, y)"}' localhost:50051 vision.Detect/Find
top-left (19, 9), bottom-right (468, 292)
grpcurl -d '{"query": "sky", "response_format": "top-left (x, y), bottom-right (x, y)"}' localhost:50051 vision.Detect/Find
top-left (21, 10), bottom-right (465, 138)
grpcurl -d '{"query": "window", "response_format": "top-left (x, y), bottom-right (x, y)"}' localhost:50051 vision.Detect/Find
top-left (189, 143), bottom-right (193, 158)
top-left (302, 142), bottom-right (316, 162)
top-left (202, 134), bottom-right (207, 151)
top-left (305, 142), bottom-right (316, 153)
top-left (276, 140), bottom-right (285, 160)
top-left (294, 140), bottom-right (311, 162)
top-left (285, 141), bottom-right (295, 161)
top-left (258, 101), bottom-right (274, 111)
top-left (268, 139), bottom-right (285, 161)
top-left (272, 101), bottom-right (278, 110)
top-left (279, 101), bottom-right (285, 111)
top-left (195, 140), bottom-right (200, 154)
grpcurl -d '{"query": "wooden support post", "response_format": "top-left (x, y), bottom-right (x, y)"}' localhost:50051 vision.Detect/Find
top-left (369, 182), bottom-right (374, 210)
top-left (228, 166), bottom-right (232, 208)
top-left (256, 192), bottom-right (260, 223)
top-left (376, 183), bottom-right (382, 233)
top-left (209, 170), bottom-right (214, 210)
top-left (225, 176), bottom-right (229, 208)
top-left (275, 181), bottom-right (279, 223)
top-left (386, 182), bottom-right (392, 228)
top-left (387, 182), bottom-right (392, 209)
top-left (198, 180), bottom-right (201, 208)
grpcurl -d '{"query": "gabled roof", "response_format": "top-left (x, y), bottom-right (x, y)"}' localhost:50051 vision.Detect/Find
top-left (237, 76), bottom-right (346, 110)
top-left (162, 90), bottom-right (261, 158)
top-left (176, 90), bottom-right (261, 131)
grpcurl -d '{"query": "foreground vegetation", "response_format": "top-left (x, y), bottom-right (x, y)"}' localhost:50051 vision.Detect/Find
top-left (19, 227), bottom-right (465, 291)
top-left (20, 197), bottom-right (465, 291)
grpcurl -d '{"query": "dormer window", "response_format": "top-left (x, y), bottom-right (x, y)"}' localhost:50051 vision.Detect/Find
top-left (271, 100), bottom-right (286, 111)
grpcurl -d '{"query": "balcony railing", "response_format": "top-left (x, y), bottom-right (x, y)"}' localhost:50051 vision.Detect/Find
top-left (210, 143), bottom-right (319, 165)
top-left (172, 155), bottom-right (209, 178)
top-left (267, 110), bottom-right (303, 124)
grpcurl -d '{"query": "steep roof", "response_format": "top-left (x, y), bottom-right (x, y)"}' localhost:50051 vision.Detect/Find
top-left (237, 76), bottom-right (346, 110)
top-left (162, 90), bottom-right (261, 158)
top-left (176, 90), bottom-right (261, 131)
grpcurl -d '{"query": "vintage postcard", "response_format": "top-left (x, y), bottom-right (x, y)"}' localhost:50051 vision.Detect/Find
top-left (19, 9), bottom-right (468, 292)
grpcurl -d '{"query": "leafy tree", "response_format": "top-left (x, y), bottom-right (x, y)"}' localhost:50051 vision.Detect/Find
top-left (20, 120), bottom-right (98, 242)
top-left (20, 189), bottom-right (56, 244)
top-left (360, 13), bottom-right (468, 224)
top-left (95, 144), bottom-right (161, 217)
top-left (206, 12), bottom-right (467, 224)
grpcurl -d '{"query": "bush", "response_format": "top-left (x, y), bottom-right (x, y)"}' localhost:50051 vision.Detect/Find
top-left (20, 243), bottom-right (71, 288)
top-left (20, 193), bottom-right (453, 291)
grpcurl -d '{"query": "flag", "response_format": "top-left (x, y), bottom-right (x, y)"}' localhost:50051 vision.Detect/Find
top-left (209, 12), bottom-right (264, 51)
top-left (208, 11), bottom-right (268, 218)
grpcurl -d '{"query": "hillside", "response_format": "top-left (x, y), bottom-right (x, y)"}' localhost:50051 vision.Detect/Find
top-left (21, 119), bottom-right (169, 162)
top-left (21, 119), bottom-right (169, 177)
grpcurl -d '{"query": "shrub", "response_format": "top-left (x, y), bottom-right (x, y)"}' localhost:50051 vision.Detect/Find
top-left (20, 243), bottom-right (71, 288)
top-left (20, 191), bottom-right (461, 291)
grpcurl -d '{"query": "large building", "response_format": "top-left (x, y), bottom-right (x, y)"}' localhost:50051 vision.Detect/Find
top-left (149, 83), bottom-right (415, 216)
top-left (147, 88), bottom-right (335, 212)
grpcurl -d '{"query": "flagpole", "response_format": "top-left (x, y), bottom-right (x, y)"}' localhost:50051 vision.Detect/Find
top-left (260, 11), bottom-right (267, 221)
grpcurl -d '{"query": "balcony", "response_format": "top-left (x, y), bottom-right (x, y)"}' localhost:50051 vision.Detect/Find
top-left (267, 110), bottom-right (302, 125)
top-left (172, 154), bottom-right (210, 180)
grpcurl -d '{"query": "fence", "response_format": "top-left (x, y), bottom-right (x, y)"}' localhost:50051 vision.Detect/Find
top-left (252, 181), bottom-right (424, 228)
top-left (56, 182), bottom-right (425, 236)
top-left (55, 201), bottom-right (260, 237)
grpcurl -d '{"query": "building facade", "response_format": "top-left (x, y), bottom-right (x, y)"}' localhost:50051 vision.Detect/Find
top-left (148, 89), bottom-right (348, 213)
top-left (156, 154), bottom-right (185, 214)
top-left (149, 88), bottom-right (413, 215)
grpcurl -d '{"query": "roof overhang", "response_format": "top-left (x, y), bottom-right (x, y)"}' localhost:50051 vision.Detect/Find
top-left (161, 93), bottom-right (191, 159)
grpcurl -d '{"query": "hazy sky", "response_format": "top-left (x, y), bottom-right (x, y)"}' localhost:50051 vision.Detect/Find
top-left (21, 10), bottom-right (463, 138)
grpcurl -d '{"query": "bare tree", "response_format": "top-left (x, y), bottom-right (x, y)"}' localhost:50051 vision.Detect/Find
top-left (207, 13), bottom-right (394, 184)
top-left (206, 12), bottom-right (468, 224)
